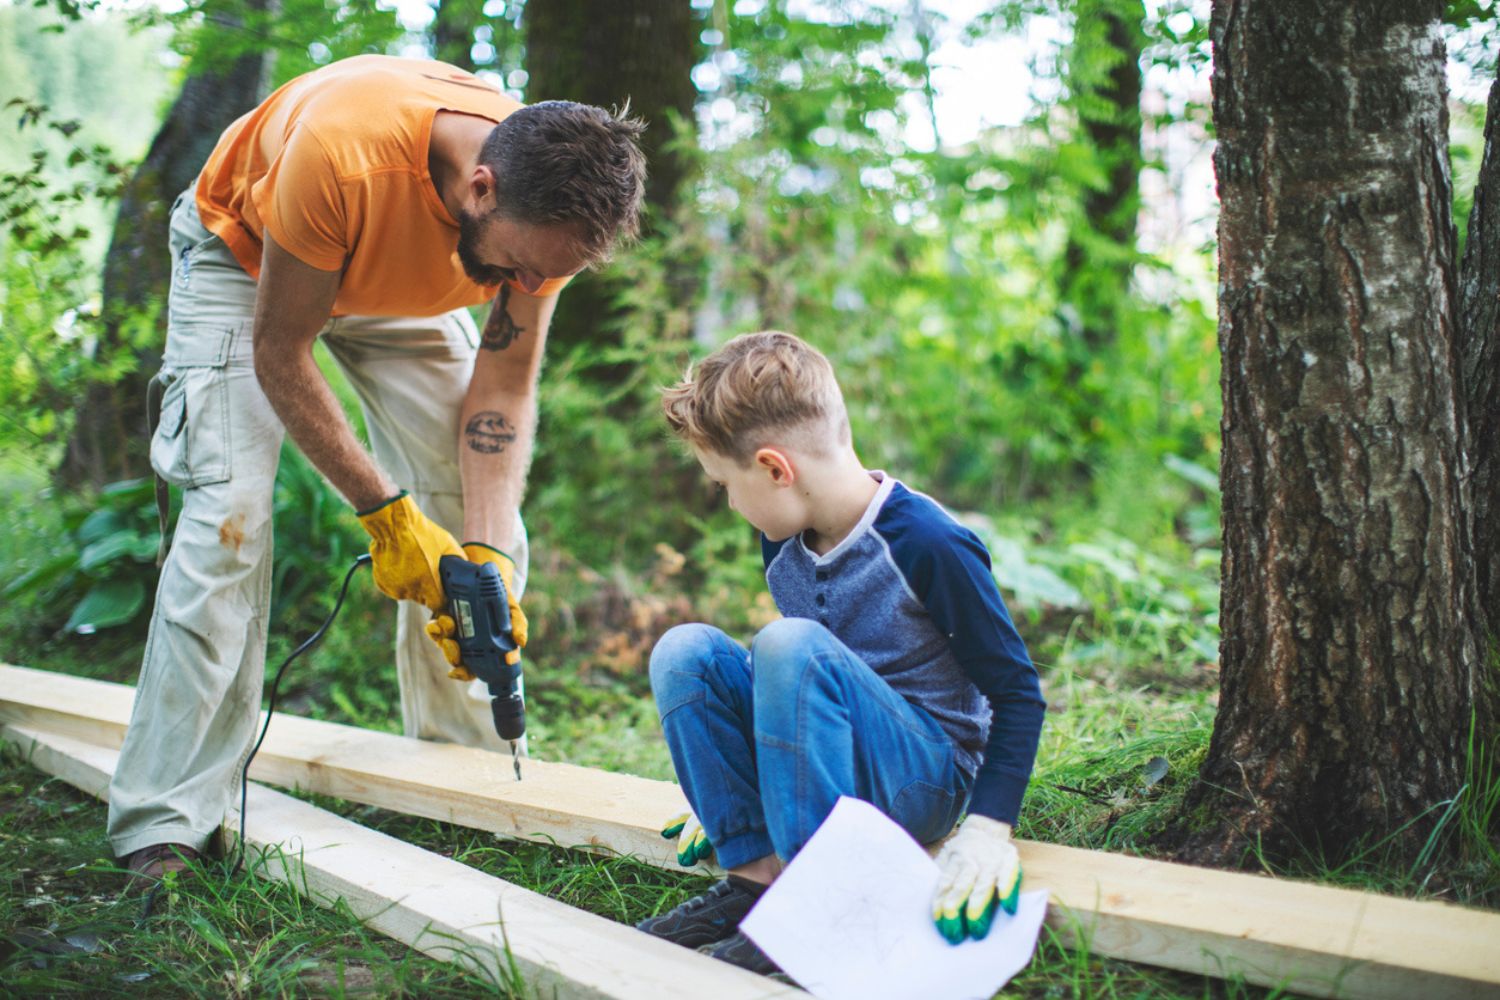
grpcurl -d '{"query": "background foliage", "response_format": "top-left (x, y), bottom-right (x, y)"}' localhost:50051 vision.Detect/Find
top-left (0, 3), bottom-right (1497, 992)
top-left (0, 0), bottom-right (1491, 800)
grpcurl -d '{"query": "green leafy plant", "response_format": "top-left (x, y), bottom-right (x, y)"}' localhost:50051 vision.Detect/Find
top-left (268, 442), bottom-right (368, 625)
top-left (2, 477), bottom-right (159, 634)
top-left (0, 445), bottom-right (370, 639)
top-left (0, 99), bottom-right (134, 458)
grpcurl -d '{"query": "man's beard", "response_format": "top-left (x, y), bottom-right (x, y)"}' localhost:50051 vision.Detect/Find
top-left (456, 208), bottom-right (514, 286)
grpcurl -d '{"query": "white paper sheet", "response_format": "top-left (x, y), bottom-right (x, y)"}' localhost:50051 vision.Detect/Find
top-left (741, 797), bottom-right (1047, 1000)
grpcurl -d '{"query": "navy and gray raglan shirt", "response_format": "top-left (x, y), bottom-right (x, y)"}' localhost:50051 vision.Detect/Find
top-left (761, 472), bottom-right (1045, 825)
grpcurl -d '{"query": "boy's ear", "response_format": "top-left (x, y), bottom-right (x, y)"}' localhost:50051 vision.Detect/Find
top-left (755, 447), bottom-right (796, 487)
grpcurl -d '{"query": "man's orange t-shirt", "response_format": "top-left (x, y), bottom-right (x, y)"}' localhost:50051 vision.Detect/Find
top-left (196, 54), bottom-right (568, 317)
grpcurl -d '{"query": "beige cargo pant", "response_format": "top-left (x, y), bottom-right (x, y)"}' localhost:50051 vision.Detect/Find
top-left (106, 190), bottom-right (527, 858)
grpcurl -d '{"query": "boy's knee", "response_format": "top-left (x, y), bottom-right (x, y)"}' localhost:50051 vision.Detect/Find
top-left (649, 623), bottom-right (723, 689)
top-left (750, 617), bottom-right (833, 691)
top-left (752, 617), bottom-right (828, 662)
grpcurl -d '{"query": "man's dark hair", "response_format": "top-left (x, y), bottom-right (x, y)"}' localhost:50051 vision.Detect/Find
top-left (481, 101), bottom-right (647, 264)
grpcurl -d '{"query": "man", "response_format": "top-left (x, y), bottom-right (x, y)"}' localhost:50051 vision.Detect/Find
top-left (108, 54), bottom-right (646, 885)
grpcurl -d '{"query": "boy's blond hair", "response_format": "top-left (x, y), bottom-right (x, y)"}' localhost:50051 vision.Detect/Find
top-left (661, 330), bottom-right (850, 464)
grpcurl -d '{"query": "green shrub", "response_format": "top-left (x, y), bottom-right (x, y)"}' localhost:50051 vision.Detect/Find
top-left (2, 476), bottom-right (159, 635)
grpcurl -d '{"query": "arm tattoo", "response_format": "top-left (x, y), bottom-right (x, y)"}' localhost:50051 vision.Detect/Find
top-left (480, 284), bottom-right (525, 351)
top-left (465, 411), bottom-right (518, 454)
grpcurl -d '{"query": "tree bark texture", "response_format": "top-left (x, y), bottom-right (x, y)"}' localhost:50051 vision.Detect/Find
top-left (1458, 75), bottom-right (1500, 677)
top-left (56, 22), bottom-right (269, 489)
top-left (525, 0), bottom-right (695, 224)
top-left (523, 0), bottom-right (697, 357)
top-left (1185, 0), bottom-right (1481, 867)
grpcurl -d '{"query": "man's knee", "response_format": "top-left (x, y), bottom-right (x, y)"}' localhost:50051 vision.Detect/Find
top-left (178, 486), bottom-right (272, 561)
top-left (157, 484), bottom-right (276, 624)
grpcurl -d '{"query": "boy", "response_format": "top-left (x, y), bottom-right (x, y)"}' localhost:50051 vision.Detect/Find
top-left (638, 331), bottom-right (1046, 974)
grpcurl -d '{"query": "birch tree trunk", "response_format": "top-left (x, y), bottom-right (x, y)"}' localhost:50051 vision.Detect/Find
top-left (1458, 75), bottom-right (1500, 682)
top-left (1181, 0), bottom-right (1482, 868)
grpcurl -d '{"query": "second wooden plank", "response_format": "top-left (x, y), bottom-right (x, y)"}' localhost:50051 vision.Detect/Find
top-left (0, 662), bottom-right (693, 869)
top-left (2, 722), bottom-right (798, 1000)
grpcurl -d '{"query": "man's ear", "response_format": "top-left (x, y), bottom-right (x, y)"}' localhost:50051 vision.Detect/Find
top-left (755, 447), bottom-right (796, 487)
top-left (469, 165), bottom-right (497, 210)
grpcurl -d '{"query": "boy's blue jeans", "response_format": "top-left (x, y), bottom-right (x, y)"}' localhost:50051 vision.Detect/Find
top-left (649, 617), bottom-right (972, 869)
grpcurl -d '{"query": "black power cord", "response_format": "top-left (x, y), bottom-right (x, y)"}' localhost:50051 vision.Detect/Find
top-left (230, 553), bottom-right (372, 876)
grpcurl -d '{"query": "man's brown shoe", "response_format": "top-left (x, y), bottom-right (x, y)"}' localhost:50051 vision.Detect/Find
top-left (122, 843), bottom-right (201, 896)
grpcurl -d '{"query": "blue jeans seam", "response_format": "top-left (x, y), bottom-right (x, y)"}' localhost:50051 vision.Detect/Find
top-left (708, 645), bottom-right (761, 845)
top-left (793, 651), bottom-right (820, 842)
top-left (655, 683), bottom-right (705, 723)
top-left (659, 631), bottom-right (765, 851)
top-left (832, 652), bottom-right (950, 745)
top-left (754, 731), bottom-right (798, 751)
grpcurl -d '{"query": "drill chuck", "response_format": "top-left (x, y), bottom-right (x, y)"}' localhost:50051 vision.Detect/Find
top-left (491, 690), bottom-right (526, 742)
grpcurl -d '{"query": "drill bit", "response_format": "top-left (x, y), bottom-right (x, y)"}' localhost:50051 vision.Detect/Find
top-left (510, 740), bottom-right (522, 781)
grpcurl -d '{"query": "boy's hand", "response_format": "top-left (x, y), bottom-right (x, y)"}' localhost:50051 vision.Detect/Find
top-left (931, 815), bottom-right (1021, 943)
top-left (662, 810), bottom-right (714, 866)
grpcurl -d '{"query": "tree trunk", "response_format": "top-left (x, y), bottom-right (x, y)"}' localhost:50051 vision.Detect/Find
top-left (55, 21), bottom-right (269, 489)
top-left (1060, 0), bottom-right (1144, 355)
top-left (1458, 74), bottom-right (1500, 680)
top-left (1179, 0), bottom-right (1481, 869)
top-left (433, 0), bottom-right (484, 73)
top-left (523, 0), bottom-right (697, 358)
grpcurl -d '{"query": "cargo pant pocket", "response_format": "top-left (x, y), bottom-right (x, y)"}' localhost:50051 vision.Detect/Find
top-left (150, 356), bottom-right (232, 490)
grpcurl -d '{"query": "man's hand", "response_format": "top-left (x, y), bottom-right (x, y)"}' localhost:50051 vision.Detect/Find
top-left (358, 493), bottom-right (464, 612)
top-left (425, 542), bottom-right (528, 680)
top-left (931, 815), bottom-right (1021, 943)
top-left (662, 810), bottom-right (714, 867)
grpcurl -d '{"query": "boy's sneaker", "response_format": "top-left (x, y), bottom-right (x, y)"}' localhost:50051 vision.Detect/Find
top-left (704, 930), bottom-right (783, 976)
top-left (636, 877), bottom-right (762, 948)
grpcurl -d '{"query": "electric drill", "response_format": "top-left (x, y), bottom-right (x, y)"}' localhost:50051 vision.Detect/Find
top-left (438, 554), bottom-right (526, 780)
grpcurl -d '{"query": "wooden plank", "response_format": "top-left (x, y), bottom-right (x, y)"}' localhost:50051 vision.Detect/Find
top-left (0, 662), bottom-right (693, 870)
top-left (1, 723), bottom-right (800, 1000)
top-left (5, 664), bottom-right (1500, 999)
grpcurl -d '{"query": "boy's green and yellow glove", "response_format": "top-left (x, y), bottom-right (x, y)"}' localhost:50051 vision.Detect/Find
top-left (931, 815), bottom-right (1022, 943)
top-left (662, 810), bottom-right (714, 866)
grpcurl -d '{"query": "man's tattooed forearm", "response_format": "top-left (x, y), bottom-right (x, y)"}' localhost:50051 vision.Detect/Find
top-left (465, 411), bottom-right (518, 454)
top-left (480, 284), bottom-right (525, 351)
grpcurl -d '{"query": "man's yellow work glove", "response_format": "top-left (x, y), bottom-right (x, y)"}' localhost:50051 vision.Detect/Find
top-left (662, 810), bottom-right (714, 867)
top-left (931, 815), bottom-right (1021, 944)
top-left (357, 492), bottom-right (463, 613)
top-left (424, 542), bottom-right (528, 681)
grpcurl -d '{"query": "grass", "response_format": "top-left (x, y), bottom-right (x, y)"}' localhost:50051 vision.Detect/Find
top-left (3, 747), bottom-right (1292, 999)
top-left (0, 457), bottom-right (1494, 997)
top-left (0, 747), bottom-right (497, 998)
